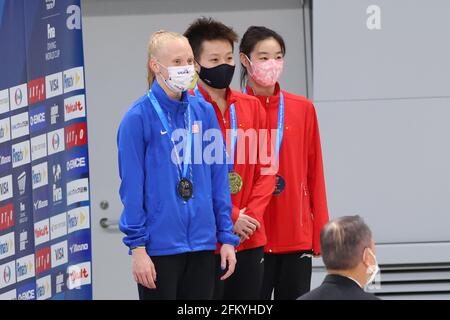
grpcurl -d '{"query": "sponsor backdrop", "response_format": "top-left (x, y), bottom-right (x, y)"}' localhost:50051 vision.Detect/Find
top-left (0, 0), bottom-right (92, 299)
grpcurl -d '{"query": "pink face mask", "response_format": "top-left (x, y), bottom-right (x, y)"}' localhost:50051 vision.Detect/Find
top-left (246, 56), bottom-right (284, 86)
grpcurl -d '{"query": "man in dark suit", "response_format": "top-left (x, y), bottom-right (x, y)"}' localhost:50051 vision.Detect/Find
top-left (298, 215), bottom-right (381, 300)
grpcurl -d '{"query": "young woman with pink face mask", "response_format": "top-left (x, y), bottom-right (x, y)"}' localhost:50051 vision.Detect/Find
top-left (240, 26), bottom-right (329, 300)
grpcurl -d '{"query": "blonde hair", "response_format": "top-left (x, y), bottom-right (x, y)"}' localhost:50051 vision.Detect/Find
top-left (147, 30), bottom-right (186, 88)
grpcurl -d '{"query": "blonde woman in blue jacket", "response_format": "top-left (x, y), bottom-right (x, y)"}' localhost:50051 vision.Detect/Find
top-left (117, 31), bottom-right (239, 300)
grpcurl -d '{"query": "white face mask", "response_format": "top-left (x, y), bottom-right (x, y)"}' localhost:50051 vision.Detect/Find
top-left (157, 62), bottom-right (195, 93)
top-left (365, 248), bottom-right (380, 287)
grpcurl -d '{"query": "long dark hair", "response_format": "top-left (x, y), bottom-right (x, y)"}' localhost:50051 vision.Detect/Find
top-left (239, 26), bottom-right (286, 88)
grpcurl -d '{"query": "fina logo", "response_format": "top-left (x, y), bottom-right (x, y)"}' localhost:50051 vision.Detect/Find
top-left (15, 88), bottom-right (23, 106)
top-left (53, 164), bottom-right (62, 182)
top-left (53, 164), bottom-right (62, 203)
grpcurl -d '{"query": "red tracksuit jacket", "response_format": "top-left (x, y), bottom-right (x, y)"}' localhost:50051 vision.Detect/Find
top-left (245, 83), bottom-right (329, 254)
top-left (194, 86), bottom-right (276, 252)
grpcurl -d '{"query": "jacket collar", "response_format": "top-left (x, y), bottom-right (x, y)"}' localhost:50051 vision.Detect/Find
top-left (197, 84), bottom-right (238, 108)
top-left (245, 82), bottom-right (281, 109)
top-left (150, 80), bottom-right (189, 115)
top-left (324, 274), bottom-right (364, 289)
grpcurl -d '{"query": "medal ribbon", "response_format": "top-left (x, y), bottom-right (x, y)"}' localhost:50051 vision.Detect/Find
top-left (243, 85), bottom-right (284, 161)
top-left (148, 91), bottom-right (192, 181)
top-left (194, 85), bottom-right (236, 172)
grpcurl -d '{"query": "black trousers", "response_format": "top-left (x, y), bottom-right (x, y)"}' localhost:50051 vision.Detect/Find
top-left (261, 251), bottom-right (313, 300)
top-left (137, 250), bottom-right (215, 300)
top-left (213, 246), bottom-right (264, 300)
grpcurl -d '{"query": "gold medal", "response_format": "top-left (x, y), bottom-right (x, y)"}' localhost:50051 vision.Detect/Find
top-left (228, 171), bottom-right (243, 194)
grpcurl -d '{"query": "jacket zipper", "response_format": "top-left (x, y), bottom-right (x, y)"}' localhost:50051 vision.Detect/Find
top-left (300, 182), bottom-right (304, 227)
top-left (186, 202), bottom-right (192, 250)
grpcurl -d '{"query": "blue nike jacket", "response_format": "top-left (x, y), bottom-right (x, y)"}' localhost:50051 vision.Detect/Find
top-left (117, 80), bottom-right (239, 256)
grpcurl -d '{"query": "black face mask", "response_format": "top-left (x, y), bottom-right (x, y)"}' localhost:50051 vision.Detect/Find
top-left (197, 63), bottom-right (235, 89)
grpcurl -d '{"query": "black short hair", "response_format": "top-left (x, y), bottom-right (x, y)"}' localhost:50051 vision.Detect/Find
top-left (320, 215), bottom-right (373, 270)
top-left (239, 26), bottom-right (286, 88)
top-left (183, 17), bottom-right (238, 60)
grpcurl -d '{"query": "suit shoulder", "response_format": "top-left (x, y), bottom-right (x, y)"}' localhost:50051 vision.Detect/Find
top-left (362, 291), bottom-right (381, 300)
top-left (297, 286), bottom-right (323, 300)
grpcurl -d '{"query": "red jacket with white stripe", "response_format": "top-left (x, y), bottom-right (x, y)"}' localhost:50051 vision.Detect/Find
top-left (245, 83), bottom-right (329, 254)
top-left (193, 86), bottom-right (276, 252)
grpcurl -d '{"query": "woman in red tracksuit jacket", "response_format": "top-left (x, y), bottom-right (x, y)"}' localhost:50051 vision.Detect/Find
top-left (239, 26), bottom-right (329, 300)
top-left (184, 18), bottom-right (276, 300)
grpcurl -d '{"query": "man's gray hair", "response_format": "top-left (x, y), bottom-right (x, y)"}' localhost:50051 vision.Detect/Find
top-left (320, 215), bottom-right (372, 270)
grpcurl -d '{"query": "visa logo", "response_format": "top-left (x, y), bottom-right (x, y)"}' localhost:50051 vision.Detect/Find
top-left (0, 182), bottom-right (9, 195)
top-left (55, 247), bottom-right (65, 260)
top-left (49, 78), bottom-right (59, 92)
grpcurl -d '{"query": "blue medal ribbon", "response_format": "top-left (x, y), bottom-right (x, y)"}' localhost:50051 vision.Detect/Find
top-left (194, 85), bottom-right (237, 172)
top-left (275, 92), bottom-right (285, 161)
top-left (148, 91), bottom-right (192, 180)
top-left (243, 85), bottom-right (284, 161)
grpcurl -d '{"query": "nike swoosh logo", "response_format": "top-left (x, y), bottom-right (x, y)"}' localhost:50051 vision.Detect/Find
top-left (160, 130), bottom-right (167, 135)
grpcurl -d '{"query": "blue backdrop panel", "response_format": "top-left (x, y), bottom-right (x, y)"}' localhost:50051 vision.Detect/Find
top-left (0, 0), bottom-right (92, 300)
